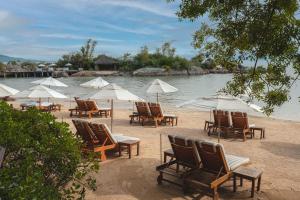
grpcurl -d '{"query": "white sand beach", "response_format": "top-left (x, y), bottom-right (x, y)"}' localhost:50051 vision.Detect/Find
top-left (16, 101), bottom-right (299, 200)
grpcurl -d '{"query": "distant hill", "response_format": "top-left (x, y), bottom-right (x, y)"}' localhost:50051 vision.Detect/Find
top-left (0, 54), bottom-right (41, 63)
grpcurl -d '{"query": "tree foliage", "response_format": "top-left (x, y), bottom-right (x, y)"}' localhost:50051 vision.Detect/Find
top-left (171, 0), bottom-right (300, 115)
top-left (0, 61), bottom-right (6, 72)
top-left (57, 39), bottom-right (97, 70)
top-left (119, 42), bottom-right (191, 72)
top-left (0, 102), bottom-right (99, 199)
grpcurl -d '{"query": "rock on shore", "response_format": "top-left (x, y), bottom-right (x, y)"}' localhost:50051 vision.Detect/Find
top-left (132, 66), bottom-right (230, 76)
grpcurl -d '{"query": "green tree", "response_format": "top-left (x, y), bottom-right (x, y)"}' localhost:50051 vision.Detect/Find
top-left (190, 53), bottom-right (205, 67)
top-left (0, 61), bottom-right (6, 72)
top-left (171, 0), bottom-right (300, 115)
top-left (21, 61), bottom-right (36, 71)
top-left (134, 45), bottom-right (150, 67)
top-left (161, 42), bottom-right (176, 57)
top-left (80, 39), bottom-right (97, 70)
top-left (57, 39), bottom-right (97, 70)
top-left (0, 102), bottom-right (99, 199)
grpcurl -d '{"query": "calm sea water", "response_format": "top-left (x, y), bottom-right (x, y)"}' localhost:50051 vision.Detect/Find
top-left (1, 74), bottom-right (300, 121)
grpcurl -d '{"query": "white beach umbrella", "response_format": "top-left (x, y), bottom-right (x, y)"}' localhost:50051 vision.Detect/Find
top-left (146, 79), bottom-right (178, 102)
top-left (80, 77), bottom-right (109, 89)
top-left (83, 83), bottom-right (143, 131)
top-left (14, 85), bottom-right (67, 105)
top-left (38, 64), bottom-right (46, 67)
top-left (178, 93), bottom-right (263, 142)
top-left (65, 63), bottom-right (72, 67)
top-left (178, 94), bottom-right (262, 114)
top-left (32, 77), bottom-right (68, 87)
top-left (0, 83), bottom-right (19, 97)
top-left (49, 63), bottom-right (57, 67)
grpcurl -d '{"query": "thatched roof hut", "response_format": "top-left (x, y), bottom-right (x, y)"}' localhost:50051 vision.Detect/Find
top-left (94, 55), bottom-right (119, 70)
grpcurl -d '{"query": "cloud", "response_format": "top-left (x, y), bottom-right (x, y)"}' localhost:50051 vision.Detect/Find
top-left (60, 0), bottom-right (176, 18)
top-left (98, 21), bottom-right (157, 35)
top-left (97, 0), bottom-right (176, 18)
top-left (0, 10), bottom-right (28, 29)
top-left (39, 33), bottom-right (123, 42)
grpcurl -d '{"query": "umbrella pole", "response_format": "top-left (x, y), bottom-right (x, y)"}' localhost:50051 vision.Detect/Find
top-left (111, 99), bottom-right (113, 132)
top-left (218, 117), bottom-right (220, 143)
top-left (157, 93), bottom-right (158, 103)
top-left (160, 133), bottom-right (162, 164)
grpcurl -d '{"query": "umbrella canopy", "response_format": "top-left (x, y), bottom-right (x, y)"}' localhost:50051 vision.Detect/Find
top-left (0, 83), bottom-right (19, 97)
top-left (146, 79), bottom-right (178, 102)
top-left (38, 64), bottom-right (46, 67)
top-left (31, 77), bottom-right (68, 87)
top-left (49, 63), bottom-right (57, 67)
top-left (147, 79), bottom-right (178, 94)
top-left (83, 83), bottom-right (143, 101)
top-left (65, 63), bottom-right (72, 67)
top-left (14, 85), bottom-right (68, 99)
top-left (80, 77), bottom-right (109, 89)
top-left (178, 94), bottom-right (262, 114)
top-left (83, 83), bottom-right (143, 131)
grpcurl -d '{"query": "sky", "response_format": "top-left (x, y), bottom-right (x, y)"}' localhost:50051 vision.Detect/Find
top-left (0, 0), bottom-right (201, 61)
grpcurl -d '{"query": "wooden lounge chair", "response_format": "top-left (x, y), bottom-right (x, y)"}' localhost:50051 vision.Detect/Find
top-left (156, 135), bottom-right (200, 187)
top-left (231, 112), bottom-right (253, 141)
top-left (184, 140), bottom-right (250, 200)
top-left (208, 110), bottom-right (231, 138)
top-left (72, 119), bottom-right (107, 159)
top-left (73, 99), bottom-right (89, 117)
top-left (85, 100), bottom-right (111, 118)
top-left (88, 122), bottom-right (140, 161)
top-left (129, 101), bottom-right (148, 124)
top-left (135, 102), bottom-right (153, 126)
top-left (148, 103), bottom-right (178, 127)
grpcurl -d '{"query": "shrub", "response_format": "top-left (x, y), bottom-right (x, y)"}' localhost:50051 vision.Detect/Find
top-left (0, 102), bottom-right (99, 199)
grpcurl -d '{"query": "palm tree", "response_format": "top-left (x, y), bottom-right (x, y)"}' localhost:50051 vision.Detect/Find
top-left (80, 39), bottom-right (97, 69)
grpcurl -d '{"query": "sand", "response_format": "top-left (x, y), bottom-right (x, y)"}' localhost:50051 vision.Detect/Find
top-left (13, 101), bottom-right (300, 200)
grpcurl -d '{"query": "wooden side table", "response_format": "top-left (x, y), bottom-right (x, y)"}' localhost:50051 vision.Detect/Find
top-left (250, 127), bottom-right (265, 139)
top-left (164, 115), bottom-right (178, 126)
top-left (118, 140), bottom-right (140, 159)
top-left (233, 166), bottom-right (263, 198)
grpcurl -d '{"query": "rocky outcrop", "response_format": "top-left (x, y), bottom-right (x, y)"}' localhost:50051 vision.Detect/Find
top-left (71, 70), bottom-right (122, 77)
top-left (131, 66), bottom-right (225, 76)
top-left (52, 71), bottom-right (69, 78)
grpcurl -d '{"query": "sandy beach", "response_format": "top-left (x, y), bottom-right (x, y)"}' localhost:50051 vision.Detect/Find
top-left (13, 101), bottom-right (300, 200)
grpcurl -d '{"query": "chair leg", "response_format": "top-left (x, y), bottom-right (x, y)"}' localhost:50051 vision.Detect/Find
top-left (213, 187), bottom-right (219, 200)
top-left (100, 150), bottom-right (107, 161)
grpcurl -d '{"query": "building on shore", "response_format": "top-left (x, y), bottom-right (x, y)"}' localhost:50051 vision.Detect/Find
top-left (94, 55), bottom-right (119, 71)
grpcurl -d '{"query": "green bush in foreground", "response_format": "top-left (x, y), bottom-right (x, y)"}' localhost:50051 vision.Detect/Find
top-left (0, 102), bottom-right (99, 199)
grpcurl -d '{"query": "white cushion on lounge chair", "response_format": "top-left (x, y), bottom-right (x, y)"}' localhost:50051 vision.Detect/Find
top-left (225, 154), bottom-right (250, 170)
top-left (112, 135), bottom-right (140, 143)
top-left (249, 124), bottom-right (255, 128)
top-left (164, 113), bottom-right (177, 117)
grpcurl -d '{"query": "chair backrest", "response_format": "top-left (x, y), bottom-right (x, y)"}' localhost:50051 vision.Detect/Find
top-left (72, 120), bottom-right (98, 148)
top-left (148, 103), bottom-right (163, 118)
top-left (136, 102), bottom-right (151, 117)
top-left (89, 123), bottom-right (117, 145)
top-left (76, 99), bottom-right (88, 111)
top-left (231, 116), bottom-right (249, 130)
top-left (86, 100), bottom-right (98, 111)
top-left (195, 140), bottom-right (230, 174)
top-left (168, 135), bottom-right (200, 168)
top-left (213, 110), bottom-right (230, 128)
top-left (231, 112), bottom-right (247, 118)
